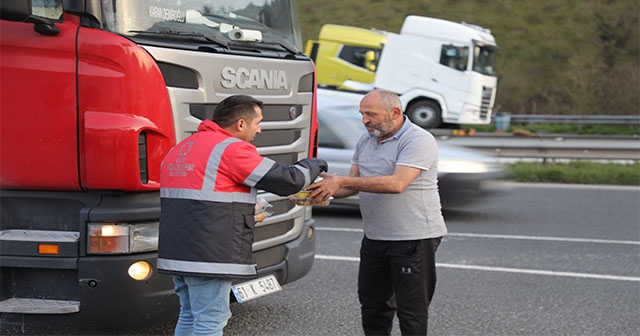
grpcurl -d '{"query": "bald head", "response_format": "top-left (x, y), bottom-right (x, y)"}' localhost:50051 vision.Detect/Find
top-left (359, 89), bottom-right (404, 141)
top-left (363, 89), bottom-right (402, 113)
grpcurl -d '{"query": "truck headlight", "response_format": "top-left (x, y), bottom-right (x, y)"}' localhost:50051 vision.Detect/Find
top-left (128, 261), bottom-right (153, 280)
top-left (88, 222), bottom-right (159, 254)
top-left (438, 160), bottom-right (489, 174)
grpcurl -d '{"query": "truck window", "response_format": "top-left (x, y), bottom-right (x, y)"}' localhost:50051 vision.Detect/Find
top-left (102, 0), bottom-right (301, 53)
top-left (32, 0), bottom-right (63, 20)
top-left (472, 45), bottom-right (497, 76)
top-left (439, 44), bottom-right (469, 71)
top-left (338, 45), bottom-right (381, 70)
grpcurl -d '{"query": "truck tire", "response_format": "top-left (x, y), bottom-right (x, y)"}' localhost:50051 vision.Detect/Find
top-left (406, 100), bottom-right (442, 129)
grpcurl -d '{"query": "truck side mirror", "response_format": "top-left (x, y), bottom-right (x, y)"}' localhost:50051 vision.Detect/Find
top-left (29, 15), bottom-right (61, 36)
top-left (0, 0), bottom-right (31, 22)
top-left (364, 50), bottom-right (377, 72)
top-left (0, 0), bottom-right (60, 36)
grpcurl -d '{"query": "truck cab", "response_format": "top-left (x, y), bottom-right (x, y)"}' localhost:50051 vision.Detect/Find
top-left (374, 16), bottom-right (498, 129)
top-left (1, 0), bottom-right (317, 333)
top-left (305, 24), bottom-right (386, 91)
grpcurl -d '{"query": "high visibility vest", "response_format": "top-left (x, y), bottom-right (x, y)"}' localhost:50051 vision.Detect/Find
top-left (157, 120), bottom-right (274, 278)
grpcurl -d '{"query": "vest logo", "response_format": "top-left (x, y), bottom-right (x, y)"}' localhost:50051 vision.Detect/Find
top-left (221, 66), bottom-right (288, 90)
top-left (179, 141), bottom-right (193, 156)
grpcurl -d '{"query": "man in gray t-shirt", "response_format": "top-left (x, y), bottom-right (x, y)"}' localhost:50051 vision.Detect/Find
top-left (309, 89), bottom-right (447, 335)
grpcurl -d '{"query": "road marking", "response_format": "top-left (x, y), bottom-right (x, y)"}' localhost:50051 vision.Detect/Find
top-left (447, 232), bottom-right (640, 245)
top-left (315, 255), bottom-right (640, 282)
top-left (316, 227), bottom-right (362, 233)
top-left (316, 227), bottom-right (640, 282)
top-left (515, 182), bottom-right (640, 191)
top-left (436, 263), bottom-right (640, 282)
top-left (316, 254), bottom-right (359, 262)
top-left (315, 227), bottom-right (640, 245)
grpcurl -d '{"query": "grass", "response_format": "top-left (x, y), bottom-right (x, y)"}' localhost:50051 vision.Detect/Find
top-left (507, 161), bottom-right (640, 186)
top-left (463, 123), bottom-right (640, 136)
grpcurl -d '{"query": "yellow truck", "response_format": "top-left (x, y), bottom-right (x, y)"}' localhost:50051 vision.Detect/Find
top-left (305, 24), bottom-right (386, 91)
top-left (306, 16), bottom-right (499, 129)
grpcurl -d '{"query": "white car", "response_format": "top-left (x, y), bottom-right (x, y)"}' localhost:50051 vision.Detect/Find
top-left (316, 88), bottom-right (506, 209)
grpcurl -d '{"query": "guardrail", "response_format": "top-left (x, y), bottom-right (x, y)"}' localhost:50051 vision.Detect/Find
top-left (437, 133), bottom-right (640, 161)
top-left (493, 114), bottom-right (640, 126)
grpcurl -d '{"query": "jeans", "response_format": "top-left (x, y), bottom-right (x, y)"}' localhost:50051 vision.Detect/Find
top-left (173, 275), bottom-right (233, 336)
top-left (358, 237), bottom-right (442, 336)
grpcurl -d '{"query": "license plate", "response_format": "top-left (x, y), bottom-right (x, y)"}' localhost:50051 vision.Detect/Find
top-left (231, 275), bottom-right (281, 303)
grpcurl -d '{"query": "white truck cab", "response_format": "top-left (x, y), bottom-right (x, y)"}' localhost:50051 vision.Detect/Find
top-left (373, 16), bottom-right (498, 128)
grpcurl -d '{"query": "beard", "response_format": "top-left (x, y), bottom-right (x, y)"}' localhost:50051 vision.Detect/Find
top-left (365, 116), bottom-right (394, 138)
top-left (368, 128), bottom-right (383, 137)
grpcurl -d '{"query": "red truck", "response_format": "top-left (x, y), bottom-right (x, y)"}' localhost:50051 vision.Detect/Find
top-left (0, 0), bottom-right (318, 333)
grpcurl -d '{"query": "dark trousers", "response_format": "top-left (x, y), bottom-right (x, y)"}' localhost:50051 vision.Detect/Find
top-left (358, 236), bottom-right (442, 336)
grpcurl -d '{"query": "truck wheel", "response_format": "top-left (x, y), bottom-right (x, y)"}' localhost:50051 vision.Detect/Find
top-left (406, 100), bottom-right (442, 129)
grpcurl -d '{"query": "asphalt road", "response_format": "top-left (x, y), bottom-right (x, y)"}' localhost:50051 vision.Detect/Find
top-left (131, 182), bottom-right (640, 336)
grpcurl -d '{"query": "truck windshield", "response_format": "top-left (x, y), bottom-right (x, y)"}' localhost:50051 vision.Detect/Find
top-left (472, 44), bottom-right (496, 76)
top-left (101, 0), bottom-right (303, 53)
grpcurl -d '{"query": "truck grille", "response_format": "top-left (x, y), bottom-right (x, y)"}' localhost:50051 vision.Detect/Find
top-left (190, 104), bottom-right (304, 166)
top-left (480, 86), bottom-right (493, 120)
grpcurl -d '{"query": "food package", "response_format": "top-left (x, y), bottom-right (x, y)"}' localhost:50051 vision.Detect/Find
top-left (254, 196), bottom-right (273, 222)
top-left (290, 190), bottom-right (332, 206)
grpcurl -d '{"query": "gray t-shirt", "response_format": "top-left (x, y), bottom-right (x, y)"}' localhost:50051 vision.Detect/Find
top-left (352, 117), bottom-right (447, 241)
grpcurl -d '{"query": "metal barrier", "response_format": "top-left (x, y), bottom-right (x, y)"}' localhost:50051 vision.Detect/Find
top-left (438, 134), bottom-right (640, 161)
top-left (493, 114), bottom-right (640, 126)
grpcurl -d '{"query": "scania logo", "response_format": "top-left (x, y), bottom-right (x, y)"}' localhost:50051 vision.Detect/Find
top-left (220, 66), bottom-right (288, 90)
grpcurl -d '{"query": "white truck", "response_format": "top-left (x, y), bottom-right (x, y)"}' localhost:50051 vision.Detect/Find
top-left (310, 16), bottom-right (499, 129)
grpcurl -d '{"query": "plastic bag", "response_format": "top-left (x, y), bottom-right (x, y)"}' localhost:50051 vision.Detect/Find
top-left (254, 196), bottom-right (273, 222)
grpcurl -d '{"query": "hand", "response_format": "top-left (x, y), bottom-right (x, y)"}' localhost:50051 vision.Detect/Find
top-left (295, 158), bottom-right (328, 174)
top-left (315, 159), bottom-right (328, 173)
top-left (307, 173), bottom-right (341, 200)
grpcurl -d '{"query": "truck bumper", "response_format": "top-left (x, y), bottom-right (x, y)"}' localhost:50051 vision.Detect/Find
top-left (0, 252), bottom-right (178, 334)
top-left (254, 217), bottom-right (316, 285)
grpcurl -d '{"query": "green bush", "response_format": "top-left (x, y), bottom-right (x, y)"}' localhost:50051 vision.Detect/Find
top-left (463, 123), bottom-right (640, 135)
top-left (507, 161), bottom-right (640, 185)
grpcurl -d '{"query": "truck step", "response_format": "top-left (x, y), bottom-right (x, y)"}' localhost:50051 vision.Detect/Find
top-left (0, 298), bottom-right (79, 314)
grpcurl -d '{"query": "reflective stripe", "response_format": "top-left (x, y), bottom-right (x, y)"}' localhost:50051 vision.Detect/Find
top-left (160, 137), bottom-right (262, 203)
top-left (203, 138), bottom-right (239, 192)
top-left (160, 188), bottom-right (256, 203)
top-left (244, 157), bottom-right (275, 187)
top-left (158, 258), bottom-right (257, 276)
top-left (294, 165), bottom-right (312, 188)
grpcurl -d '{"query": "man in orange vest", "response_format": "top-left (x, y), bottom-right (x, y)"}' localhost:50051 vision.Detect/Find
top-left (158, 95), bottom-right (327, 335)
